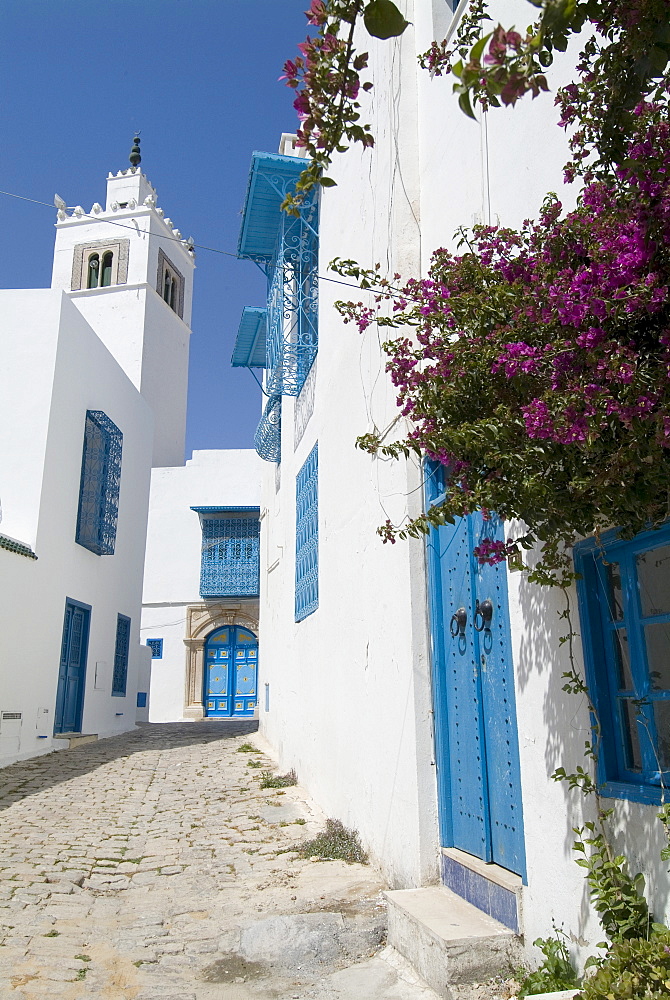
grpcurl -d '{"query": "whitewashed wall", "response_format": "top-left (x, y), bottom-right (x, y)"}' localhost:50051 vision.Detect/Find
top-left (258, 8), bottom-right (439, 891)
top-left (254, 0), bottom-right (669, 967)
top-left (0, 290), bottom-right (153, 764)
top-left (141, 449), bottom-right (263, 722)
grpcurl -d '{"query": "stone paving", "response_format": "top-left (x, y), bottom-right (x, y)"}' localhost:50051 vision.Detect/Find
top-left (0, 722), bottom-right (445, 1000)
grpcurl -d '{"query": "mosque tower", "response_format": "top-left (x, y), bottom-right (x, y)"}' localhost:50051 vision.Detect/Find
top-left (50, 137), bottom-right (195, 467)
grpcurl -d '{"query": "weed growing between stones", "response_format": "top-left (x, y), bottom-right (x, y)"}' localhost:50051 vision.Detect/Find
top-left (296, 819), bottom-right (368, 864)
top-left (237, 743), bottom-right (256, 753)
top-left (259, 769), bottom-right (298, 789)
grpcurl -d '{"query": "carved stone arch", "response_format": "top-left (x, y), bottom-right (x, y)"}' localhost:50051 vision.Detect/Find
top-left (183, 602), bottom-right (259, 719)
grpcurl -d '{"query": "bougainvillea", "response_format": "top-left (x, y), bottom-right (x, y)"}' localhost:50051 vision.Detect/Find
top-left (280, 0), bottom-right (408, 213)
top-left (332, 110), bottom-right (670, 579)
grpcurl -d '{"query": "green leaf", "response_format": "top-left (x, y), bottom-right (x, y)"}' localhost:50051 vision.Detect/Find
top-left (458, 89), bottom-right (477, 119)
top-left (363, 0), bottom-right (410, 40)
top-left (470, 32), bottom-right (492, 64)
top-left (319, 176), bottom-right (338, 187)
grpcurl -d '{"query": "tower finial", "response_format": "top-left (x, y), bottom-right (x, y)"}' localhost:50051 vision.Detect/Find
top-left (129, 134), bottom-right (141, 169)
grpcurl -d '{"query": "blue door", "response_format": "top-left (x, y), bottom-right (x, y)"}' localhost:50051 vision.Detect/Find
top-left (55, 599), bottom-right (91, 734)
top-left (426, 466), bottom-right (526, 878)
top-left (204, 626), bottom-right (258, 718)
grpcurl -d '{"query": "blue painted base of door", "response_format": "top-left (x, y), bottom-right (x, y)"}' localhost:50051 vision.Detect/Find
top-left (204, 626), bottom-right (258, 718)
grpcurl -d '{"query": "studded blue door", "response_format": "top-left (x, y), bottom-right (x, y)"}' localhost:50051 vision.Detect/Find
top-left (204, 627), bottom-right (258, 718)
top-left (55, 599), bottom-right (91, 734)
top-left (426, 467), bottom-right (526, 878)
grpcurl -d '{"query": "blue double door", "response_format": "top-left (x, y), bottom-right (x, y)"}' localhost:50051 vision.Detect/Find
top-left (55, 599), bottom-right (91, 734)
top-left (204, 626), bottom-right (258, 718)
top-left (426, 488), bottom-right (526, 877)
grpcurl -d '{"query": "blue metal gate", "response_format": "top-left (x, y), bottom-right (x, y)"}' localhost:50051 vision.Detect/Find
top-left (55, 599), bottom-right (91, 734)
top-left (426, 466), bottom-right (526, 878)
top-left (204, 626), bottom-right (258, 718)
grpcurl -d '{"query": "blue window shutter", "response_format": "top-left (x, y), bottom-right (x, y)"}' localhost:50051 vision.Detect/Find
top-left (295, 443), bottom-right (318, 622)
top-left (75, 410), bottom-right (123, 555)
top-left (199, 517), bottom-right (260, 598)
top-left (146, 638), bottom-right (163, 659)
top-left (112, 614), bottom-right (131, 696)
top-left (575, 522), bottom-right (670, 801)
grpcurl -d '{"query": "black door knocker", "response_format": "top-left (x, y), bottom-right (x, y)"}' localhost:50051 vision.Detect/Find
top-left (474, 599), bottom-right (493, 633)
top-left (450, 607), bottom-right (467, 637)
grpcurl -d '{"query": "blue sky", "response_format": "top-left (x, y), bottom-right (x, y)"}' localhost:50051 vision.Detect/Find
top-left (0, 0), bottom-right (309, 457)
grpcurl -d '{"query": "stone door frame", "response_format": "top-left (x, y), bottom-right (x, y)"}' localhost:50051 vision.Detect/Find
top-left (183, 603), bottom-right (258, 720)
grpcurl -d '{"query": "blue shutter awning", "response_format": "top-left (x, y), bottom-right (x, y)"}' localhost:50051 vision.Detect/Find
top-left (237, 152), bottom-right (308, 261)
top-left (231, 307), bottom-right (268, 369)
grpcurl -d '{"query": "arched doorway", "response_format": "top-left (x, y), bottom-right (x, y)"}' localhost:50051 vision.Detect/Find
top-left (203, 626), bottom-right (258, 718)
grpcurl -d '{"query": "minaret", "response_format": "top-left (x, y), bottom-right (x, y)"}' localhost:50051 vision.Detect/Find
top-left (50, 137), bottom-right (196, 468)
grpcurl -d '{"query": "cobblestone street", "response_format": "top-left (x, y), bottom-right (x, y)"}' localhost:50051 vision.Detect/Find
top-left (0, 723), bottom-right (442, 1000)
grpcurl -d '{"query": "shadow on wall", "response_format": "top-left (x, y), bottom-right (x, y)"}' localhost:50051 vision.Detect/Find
top-left (0, 720), bottom-right (259, 814)
top-left (516, 560), bottom-right (670, 937)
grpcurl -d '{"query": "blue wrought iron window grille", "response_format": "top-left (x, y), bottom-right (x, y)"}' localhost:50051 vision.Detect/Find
top-left (112, 614), bottom-right (131, 697)
top-left (265, 201), bottom-right (319, 398)
top-left (236, 152), bottom-right (319, 463)
top-left (574, 522), bottom-right (670, 804)
top-left (254, 393), bottom-right (282, 463)
top-left (146, 639), bottom-right (163, 659)
top-left (75, 410), bottom-right (123, 555)
top-left (198, 514), bottom-right (260, 599)
top-left (295, 443), bottom-right (318, 622)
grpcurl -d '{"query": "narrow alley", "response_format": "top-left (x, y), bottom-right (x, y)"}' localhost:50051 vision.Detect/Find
top-left (0, 724), bottom-right (445, 1000)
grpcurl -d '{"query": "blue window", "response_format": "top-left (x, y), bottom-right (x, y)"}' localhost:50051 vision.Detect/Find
top-left (199, 515), bottom-right (260, 598)
top-left (295, 443), bottom-right (318, 622)
top-left (146, 638), bottom-right (163, 659)
top-left (575, 524), bottom-right (670, 803)
top-left (136, 691), bottom-right (148, 708)
top-left (112, 614), bottom-right (131, 697)
top-left (75, 410), bottom-right (123, 555)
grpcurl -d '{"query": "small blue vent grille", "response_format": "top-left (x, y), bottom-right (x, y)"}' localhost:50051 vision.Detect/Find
top-left (146, 638), bottom-right (163, 659)
top-left (200, 517), bottom-right (260, 598)
top-left (266, 200), bottom-right (319, 397)
top-left (295, 443), bottom-right (318, 622)
top-left (112, 614), bottom-right (130, 696)
top-left (75, 410), bottom-right (123, 556)
top-left (254, 393), bottom-right (282, 463)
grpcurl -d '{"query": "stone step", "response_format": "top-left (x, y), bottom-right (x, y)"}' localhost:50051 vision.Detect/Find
top-left (385, 886), bottom-right (522, 998)
top-left (53, 733), bottom-right (98, 748)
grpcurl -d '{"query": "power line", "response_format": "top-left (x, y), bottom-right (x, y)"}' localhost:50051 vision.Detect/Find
top-left (0, 186), bottom-right (409, 299)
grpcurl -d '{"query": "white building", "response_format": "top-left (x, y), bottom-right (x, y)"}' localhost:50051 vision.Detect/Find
top-left (141, 449), bottom-right (263, 723)
top-left (0, 149), bottom-right (196, 763)
top-left (232, 0), bottom-right (670, 984)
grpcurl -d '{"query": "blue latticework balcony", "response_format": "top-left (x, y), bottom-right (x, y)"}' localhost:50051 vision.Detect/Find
top-left (254, 393), bottom-right (281, 463)
top-left (199, 516), bottom-right (260, 599)
top-left (237, 151), bottom-right (319, 402)
top-left (295, 443), bottom-right (318, 622)
top-left (265, 203), bottom-right (318, 396)
top-left (75, 410), bottom-right (123, 556)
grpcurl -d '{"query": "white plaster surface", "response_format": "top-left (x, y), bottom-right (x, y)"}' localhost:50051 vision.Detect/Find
top-left (0, 289), bottom-right (153, 765)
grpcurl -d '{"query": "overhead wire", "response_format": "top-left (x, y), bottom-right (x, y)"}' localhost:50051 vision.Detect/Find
top-left (0, 186), bottom-right (415, 301)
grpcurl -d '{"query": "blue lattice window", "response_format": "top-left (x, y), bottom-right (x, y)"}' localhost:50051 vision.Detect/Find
top-left (112, 614), bottom-right (131, 697)
top-left (575, 523), bottom-right (670, 804)
top-left (75, 410), bottom-right (123, 555)
top-left (295, 443), bottom-right (318, 622)
top-left (199, 516), bottom-right (260, 598)
top-left (146, 639), bottom-right (163, 659)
